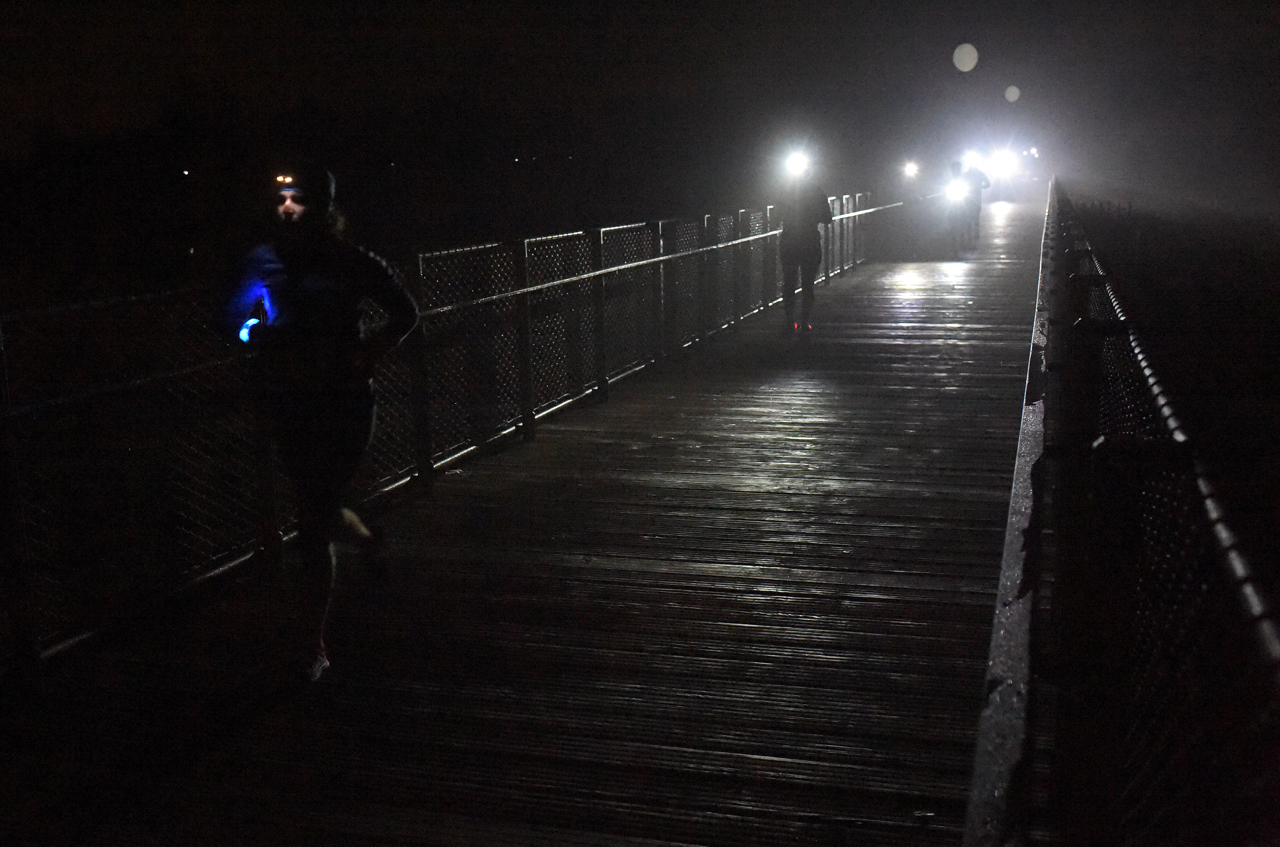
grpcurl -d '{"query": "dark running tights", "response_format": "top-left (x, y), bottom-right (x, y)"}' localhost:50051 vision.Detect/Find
top-left (267, 386), bottom-right (375, 649)
top-left (781, 250), bottom-right (821, 325)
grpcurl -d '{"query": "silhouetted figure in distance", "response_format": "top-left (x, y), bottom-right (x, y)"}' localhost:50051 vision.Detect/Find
top-left (951, 160), bottom-right (990, 245)
top-left (777, 158), bottom-right (833, 332)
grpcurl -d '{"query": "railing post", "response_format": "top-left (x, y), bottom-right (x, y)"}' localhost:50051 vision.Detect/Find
top-left (699, 215), bottom-right (714, 339)
top-left (407, 321), bottom-right (434, 492)
top-left (822, 197), bottom-right (835, 284)
top-left (832, 196), bottom-right (841, 273)
top-left (841, 195), bottom-right (852, 271)
top-left (648, 221), bottom-right (666, 364)
top-left (832, 196), bottom-right (843, 275)
top-left (590, 229), bottom-right (609, 401)
top-left (514, 239), bottom-right (536, 441)
top-left (764, 205), bottom-right (778, 309)
top-left (735, 209), bottom-right (751, 319)
top-left (856, 192), bottom-right (868, 264)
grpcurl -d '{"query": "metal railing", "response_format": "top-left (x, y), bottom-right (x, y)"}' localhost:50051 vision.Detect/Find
top-left (416, 197), bottom-right (892, 469)
top-left (966, 180), bottom-right (1280, 846)
top-left (0, 194), bottom-right (895, 671)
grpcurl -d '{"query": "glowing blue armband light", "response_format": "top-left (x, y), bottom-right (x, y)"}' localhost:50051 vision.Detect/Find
top-left (238, 318), bottom-right (260, 343)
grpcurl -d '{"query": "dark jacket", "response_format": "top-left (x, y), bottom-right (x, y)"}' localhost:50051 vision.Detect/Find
top-left (779, 182), bottom-right (833, 258)
top-left (231, 236), bottom-right (419, 393)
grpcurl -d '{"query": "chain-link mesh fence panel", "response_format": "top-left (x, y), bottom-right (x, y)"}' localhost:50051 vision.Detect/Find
top-left (419, 242), bottom-right (519, 305)
top-left (706, 214), bottom-right (736, 328)
top-left (527, 233), bottom-right (595, 410)
top-left (820, 197), bottom-right (839, 282)
top-left (526, 232), bottom-right (592, 286)
top-left (5, 359), bottom-right (269, 648)
top-left (818, 212), bottom-right (836, 284)
top-left (1097, 334), bottom-right (1168, 443)
top-left (729, 216), bottom-right (752, 318)
top-left (660, 220), bottom-right (702, 350)
top-left (423, 302), bottom-right (522, 461)
top-left (855, 193), bottom-right (870, 265)
top-left (601, 224), bottom-right (659, 377)
top-left (600, 226), bottom-right (646, 267)
top-left (160, 360), bottom-right (269, 579)
top-left (1080, 264), bottom-right (1280, 845)
top-left (354, 308), bottom-right (418, 496)
top-left (739, 210), bottom-right (768, 315)
top-left (1092, 419), bottom-right (1277, 846)
top-left (1, 290), bottom-right (272, 650)
top-left (761, 210), bottom-right (781, 309)
top-left (419, 243), bottom-right (521, 460)
top-left (1085, 278), bottom-right (1112, 320)
top-left (530, 279), bottom-right (593, 413)
top-left (834, 196), bottom-right (851, 271)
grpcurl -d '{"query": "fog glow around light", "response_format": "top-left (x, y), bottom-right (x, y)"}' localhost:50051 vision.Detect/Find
top-left (785, 151), bottom-right (811, 177)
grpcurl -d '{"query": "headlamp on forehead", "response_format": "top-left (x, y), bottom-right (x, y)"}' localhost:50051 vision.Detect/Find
top-left (271, 163), bottom-right (335, 209)
top-left (275, 175), bottom-right (299, 198)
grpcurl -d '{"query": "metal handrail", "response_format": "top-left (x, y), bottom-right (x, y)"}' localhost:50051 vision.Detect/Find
top-left (419, 227), bottom-right (784, 318)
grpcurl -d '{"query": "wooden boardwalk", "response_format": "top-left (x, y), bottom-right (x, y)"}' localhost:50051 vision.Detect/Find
top-left (1, 200), bottom-right (1045, 846)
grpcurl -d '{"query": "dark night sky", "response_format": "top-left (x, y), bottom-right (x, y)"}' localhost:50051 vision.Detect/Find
top-left (2, 0), bottom-right (1278, 300)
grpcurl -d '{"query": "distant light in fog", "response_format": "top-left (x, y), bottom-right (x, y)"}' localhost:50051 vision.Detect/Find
top-left (1005, 86), bottom-right (1020, 102)
top-left (903, 161), bottom-right (919, 178)
top-left (953, 43), bottom-right (978, 72)
top-left (785, 151), bottom-right (811, 178)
